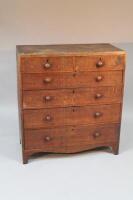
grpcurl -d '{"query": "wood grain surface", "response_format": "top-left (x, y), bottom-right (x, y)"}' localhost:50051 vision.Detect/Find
top-left (24, 123), bottom-right (120, 152)
top-left (22, 71), bottom-right (123, 90)
top-left (23, 104), bottom-right (121, 129)
top-left (23, 86), bottom-right (122, 109)
top-left (16, 44), bottom-right (126, 163)
top-left (20, 54), bottom-right (125, 73)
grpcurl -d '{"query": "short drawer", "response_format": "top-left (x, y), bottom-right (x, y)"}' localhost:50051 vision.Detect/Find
top-left (75, 55), bottom-right (125, 71)
top-left (22, 71), bottom-right (123, 90)
top-left (20, 56), bottom-right (74, 73)
top-left (23, 86), bottom-right (122, 109)
top-left (23, 104), bottom-right (121, 129)
top-left (24, 123), bottom-right (120, 151)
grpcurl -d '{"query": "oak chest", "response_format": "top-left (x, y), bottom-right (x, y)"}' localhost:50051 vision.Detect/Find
top-left (17, 44), bottom-right (126, 164)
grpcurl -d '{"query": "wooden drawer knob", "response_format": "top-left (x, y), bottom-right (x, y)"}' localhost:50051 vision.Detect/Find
top-left (44, 96), bottom-right (52, 101)
top-left (96, 59), bottom-right (104, 67)
top-left (95, 93), bottom-right (103, 99)
top-left (44, 62), bottom-right (51, 69)
top-left (43, 77), bottom-right (52, 83)
top-left (96, 75), bottom-right (103, 82)
top-left (93, 132), bottom-right (101, 138)
top-left (94, 112), bottom-right (102, 118)
top-left (45, 115), bottom-right (52, 121)
top-left (45, 136), bottom-right (51, 141)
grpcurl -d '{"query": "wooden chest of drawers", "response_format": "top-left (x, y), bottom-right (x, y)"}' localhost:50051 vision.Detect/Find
top-left (17, 44), bottom-right (126, 164)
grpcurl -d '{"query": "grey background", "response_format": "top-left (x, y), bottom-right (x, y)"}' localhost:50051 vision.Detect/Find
top-left (0, 1), bottom-right (133, 198)
top-left (0, 0), bottom-right (133, 47)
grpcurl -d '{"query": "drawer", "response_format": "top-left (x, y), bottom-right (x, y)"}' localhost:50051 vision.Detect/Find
top-left (23, 86), bottom-right (122, 109)
top-left (24, 123), bottom-right (120, 151)
top-left (22, 71), bottom-right (123, 90)
top-left (20, 56), bottom-right (74, 73)
top-left (23, 104), bottom-right (121, 129)
top-left (23, 88), bottom-right (73, 109)
top-left (75, 55), bottom-right (125, 71)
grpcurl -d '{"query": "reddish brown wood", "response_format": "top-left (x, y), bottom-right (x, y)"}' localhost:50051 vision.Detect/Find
top-left (23, 86), bottom-right (122, 109)
top-left (20, 54), bottom-right (124, 73)
top-left (23, 104), bottom-right (121, 129)
top-left (75, 55), bottom-right (125, 71)
top-left (21, 56), bottom-right (74, 73)
top-left (16, 44), bottom-right (126, 164)
top-left (22, 71), bottom-right (123, 90)
top-left (23, 141), bottom-right (119, 164)
top-left (24, 123), bottom-right (120, 151)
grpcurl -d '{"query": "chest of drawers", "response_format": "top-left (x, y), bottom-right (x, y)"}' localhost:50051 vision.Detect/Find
top-left (17, 44), bottom-right (126, 164)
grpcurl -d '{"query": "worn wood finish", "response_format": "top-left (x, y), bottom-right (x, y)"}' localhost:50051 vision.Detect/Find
top-left (75, 55), bottom-right (124, 71)
top-left (24, 123), bottom-right (120, 151)
top-left (23, 86), bottom-right (122, 109)
top-left (23, 104), bottom-right (121, 129)
top-left (17, 44), bottom-right (125, 55)
top-left (22, 71), bottom-right (123, 90)
top-left (20, 54), bottom-right (124, 73)
top-left (16, 44), bottom-right (126, 164)
top-left (21, 56), bottom-right (74, 73)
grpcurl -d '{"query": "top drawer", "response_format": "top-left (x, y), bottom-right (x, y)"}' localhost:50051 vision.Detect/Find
top-left (75, 55), bottom-right (125, 71)
top-left (20, 54), bottom-right (125, 73)
top-left (20, 56), bottom-right (74, 73)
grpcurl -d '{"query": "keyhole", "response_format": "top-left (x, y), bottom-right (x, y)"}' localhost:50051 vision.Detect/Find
top-left (73, 73), bottom-right (76, 77)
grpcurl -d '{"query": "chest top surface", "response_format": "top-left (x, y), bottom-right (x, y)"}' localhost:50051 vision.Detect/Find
top-left (17, 43), bottom-right (125, 56)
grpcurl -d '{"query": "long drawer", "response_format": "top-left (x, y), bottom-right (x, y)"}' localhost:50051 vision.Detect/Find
top-left (23, 104), bottom-right (121, 129)
top-left (22, 71), bottom-right (123, 90)
top-left (24, 123), bottom-right (120, 151)
top-left (23, 86), bottom-right (122, 109)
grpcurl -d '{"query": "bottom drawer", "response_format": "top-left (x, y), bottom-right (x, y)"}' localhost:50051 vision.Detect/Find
top-left (24, 123), bottom-right (120, 152)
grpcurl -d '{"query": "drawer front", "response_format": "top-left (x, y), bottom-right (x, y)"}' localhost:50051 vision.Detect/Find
top-left (21, 56), bottom-right (74, 73)
top-left (23, 86), bottom-right (122, 109)
top-left (23, 89), bottom-right (73, 109)
top-left (23, 104), bottom-right (121, 129)
top-left (22, 71), bottom-right (123, 90)
top-left (24, 123), bottom-right (120, 151)
top-left (75, 55), bottom-right (125, 71)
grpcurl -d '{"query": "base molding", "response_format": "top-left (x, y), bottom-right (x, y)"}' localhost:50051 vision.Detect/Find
top-left (23, 142), bottom-right (119, 164)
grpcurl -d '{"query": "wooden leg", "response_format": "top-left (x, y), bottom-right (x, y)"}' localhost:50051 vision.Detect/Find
top-left (23, 159), bottom-right (28, 164)
top-left (111, 143), bottom-right (119, 155)
top-left (23, 153), bottom-right (29, 164)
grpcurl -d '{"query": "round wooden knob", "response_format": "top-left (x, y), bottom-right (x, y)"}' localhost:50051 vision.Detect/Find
top-left (45, 136), bottom-right (51, 141)
top-left (44, 96), bottom-right (52, 101)
top-left (93, 132), bottom-right (101, 138)
top-left (95, 93), bottom-right (103, 99)
top-left (94, 112), bottom-right (102, 118)
top-left (96, 59), bottom-right (104, 67)
top-left (43, 77), bottom-right (52, 83)
top-left (44, 62), bottom-right (51, 68)
top-left (96, 75), bottom-right (103, 82)
top-left (45, 115), bottom-right (52, 121)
